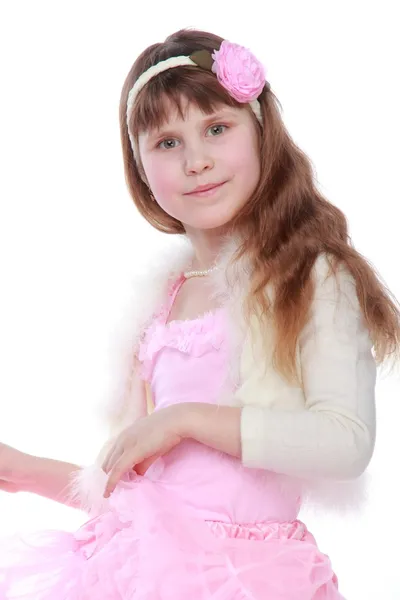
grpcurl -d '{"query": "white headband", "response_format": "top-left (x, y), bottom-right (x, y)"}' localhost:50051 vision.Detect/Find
top-left (126, 42), bottom-right (267, 159)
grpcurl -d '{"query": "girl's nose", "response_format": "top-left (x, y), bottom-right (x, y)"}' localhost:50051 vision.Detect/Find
top-left (184, 145), bottom-right (214, 175)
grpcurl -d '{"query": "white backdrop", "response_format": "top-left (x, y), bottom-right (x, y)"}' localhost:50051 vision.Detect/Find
top-left (0, 1), bottom-right (399, 598)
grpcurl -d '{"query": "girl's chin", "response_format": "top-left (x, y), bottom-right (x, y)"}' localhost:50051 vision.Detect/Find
top-left (180, 210), bottom-right (238, 232)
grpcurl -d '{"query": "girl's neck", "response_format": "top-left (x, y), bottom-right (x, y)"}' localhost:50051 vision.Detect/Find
top-left (185, 227), bottom-right (227, 272)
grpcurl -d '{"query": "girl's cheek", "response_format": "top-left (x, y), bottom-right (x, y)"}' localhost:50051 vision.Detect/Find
top-left (149, 159), bottom-right (180, 192)
top-left (152, 169), bottom-right (175, 194)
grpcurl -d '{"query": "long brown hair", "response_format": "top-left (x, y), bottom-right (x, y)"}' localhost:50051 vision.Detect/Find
top-left (119, 28), bottom-right (400, 383)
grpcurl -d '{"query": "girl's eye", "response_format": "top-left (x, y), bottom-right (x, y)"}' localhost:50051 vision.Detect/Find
top-left (207, 124), bottom-right (227, 136)
top-left (158, 138), bottom-right (180, 150)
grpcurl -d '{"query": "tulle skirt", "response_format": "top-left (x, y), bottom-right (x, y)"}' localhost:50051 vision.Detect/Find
top-left (0, 475), bottom-right (344, 599)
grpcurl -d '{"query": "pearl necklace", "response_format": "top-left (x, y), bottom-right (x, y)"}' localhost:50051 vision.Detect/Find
top-left (183, 265), bottom-right (218, 279)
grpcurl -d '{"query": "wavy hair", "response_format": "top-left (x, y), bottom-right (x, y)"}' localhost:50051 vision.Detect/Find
top-left (119, 28), bottom-right (400, 383)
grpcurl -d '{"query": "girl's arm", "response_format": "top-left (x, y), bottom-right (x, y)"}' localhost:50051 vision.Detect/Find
top-left (16, 453), bottom-right (82, 509)
top-left (107, 355), bottom-right (149, 437)
top-left (182, 262), bottom-right (376, 480)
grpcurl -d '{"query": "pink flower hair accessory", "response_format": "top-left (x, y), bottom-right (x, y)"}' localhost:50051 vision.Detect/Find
top-left (126, 39), bottom-right (270, 158)
top-left (211, 41), bottom-right (266, 103)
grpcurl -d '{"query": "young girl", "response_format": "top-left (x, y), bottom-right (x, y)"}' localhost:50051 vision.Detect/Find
top-left (0, 27), bottom-right (399, 600)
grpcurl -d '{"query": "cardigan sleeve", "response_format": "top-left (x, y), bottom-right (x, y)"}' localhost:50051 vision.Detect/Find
top-left (240, 255), bottom-right (377, 480)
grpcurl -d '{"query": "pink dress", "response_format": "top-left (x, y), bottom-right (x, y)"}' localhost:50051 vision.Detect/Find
top-left (0, 275), bottom-right (345, 599)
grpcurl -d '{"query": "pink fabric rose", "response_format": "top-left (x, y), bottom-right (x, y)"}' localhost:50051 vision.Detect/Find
top-left (211, 40), bottom-right (266, 103)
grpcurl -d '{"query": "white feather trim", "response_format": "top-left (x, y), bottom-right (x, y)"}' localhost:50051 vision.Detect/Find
top-left (68, 463), bottom-right (110, 516)
top-left (99, 236), bottom-right (194, 427)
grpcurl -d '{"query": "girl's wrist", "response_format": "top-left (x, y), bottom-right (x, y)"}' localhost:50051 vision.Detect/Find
top-left (22, 454), bottom-right (82, 507)
top-left (171, 402), bottom-right (242, 459)
top-left (169, 402), bottom-right (203, 440)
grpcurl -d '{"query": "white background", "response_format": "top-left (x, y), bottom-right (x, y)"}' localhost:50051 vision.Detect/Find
top-left (0, 1), bottom-right (399, 598)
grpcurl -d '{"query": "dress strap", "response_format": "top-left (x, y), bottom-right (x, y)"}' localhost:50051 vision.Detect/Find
top-left (161, 274), bottom-right (186, 325)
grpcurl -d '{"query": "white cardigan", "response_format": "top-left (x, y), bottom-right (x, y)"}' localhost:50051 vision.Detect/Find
top-left (71, 236), bottom-right (377, 515)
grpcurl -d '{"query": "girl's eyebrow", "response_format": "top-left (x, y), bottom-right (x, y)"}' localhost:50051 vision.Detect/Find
top-left (147, 109), bottom-right (238, 141)
top-left (202, 109), bottom-right (238, 126)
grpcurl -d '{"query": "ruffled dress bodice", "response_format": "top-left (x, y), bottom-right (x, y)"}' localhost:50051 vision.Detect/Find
top-left (138, 274), bottom-right (229, 408)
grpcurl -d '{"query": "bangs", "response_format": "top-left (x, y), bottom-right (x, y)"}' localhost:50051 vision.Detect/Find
top-left (129, 66), bottom-right (240, 136)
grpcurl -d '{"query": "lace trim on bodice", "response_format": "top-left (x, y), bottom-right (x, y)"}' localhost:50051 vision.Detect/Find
top-left (138, 274), bottom-right (225, 381)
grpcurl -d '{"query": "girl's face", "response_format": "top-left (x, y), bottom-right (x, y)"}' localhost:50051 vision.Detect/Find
top-left (138, 100), bottom-right (261, 231)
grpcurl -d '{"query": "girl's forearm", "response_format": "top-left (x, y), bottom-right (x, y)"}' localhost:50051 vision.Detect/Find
top-left (21, 455), bottom-right (82, 509)
top-left (181, 403), bottom-right (242, 458)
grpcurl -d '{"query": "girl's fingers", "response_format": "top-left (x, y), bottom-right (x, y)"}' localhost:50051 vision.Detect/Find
top-left (104, 452), bottom-right (137, 498)
top-left (134, 453), bottom-right (161, 476)
top-left (102, 445), bottom-right (123, 475)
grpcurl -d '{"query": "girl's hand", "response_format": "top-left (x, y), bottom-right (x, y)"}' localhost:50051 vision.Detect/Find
top-left (101, 405), bottom-right (188, 498)
top-left (0, 442), bottom-right (34, 494)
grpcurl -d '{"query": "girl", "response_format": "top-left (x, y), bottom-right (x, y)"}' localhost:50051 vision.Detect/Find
top-left (0, 27), bottom-right (399, 600)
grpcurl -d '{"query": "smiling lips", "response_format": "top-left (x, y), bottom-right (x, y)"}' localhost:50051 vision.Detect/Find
top-left (185, 181), bottom-right (226, 196)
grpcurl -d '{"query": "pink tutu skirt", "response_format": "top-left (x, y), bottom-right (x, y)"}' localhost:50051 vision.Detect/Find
top-left (0, 476), bottom-right (344, 599)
